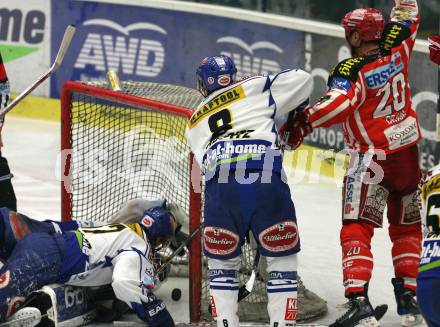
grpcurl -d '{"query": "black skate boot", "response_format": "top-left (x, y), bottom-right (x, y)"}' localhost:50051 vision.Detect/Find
top-left (391, 278), bottom-right (423, 327)
top-left (330, 294), bottom-right (379, 327)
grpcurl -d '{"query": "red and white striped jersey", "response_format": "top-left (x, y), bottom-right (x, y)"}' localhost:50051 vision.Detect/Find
top-left (307, 0), bottom-right (420, 153)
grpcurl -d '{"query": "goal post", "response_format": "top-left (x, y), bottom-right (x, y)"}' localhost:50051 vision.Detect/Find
top-left (60, 80), bottom-right (327, 324)
top-left (60, 80), bottom-right (203, 321)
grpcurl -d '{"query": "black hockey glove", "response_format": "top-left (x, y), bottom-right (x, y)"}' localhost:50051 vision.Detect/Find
top-left (95, 299), bottom-right (130, 323)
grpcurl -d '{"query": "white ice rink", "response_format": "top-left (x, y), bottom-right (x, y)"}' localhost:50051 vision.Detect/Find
top-left (1, 116), bottom-right (428, 327)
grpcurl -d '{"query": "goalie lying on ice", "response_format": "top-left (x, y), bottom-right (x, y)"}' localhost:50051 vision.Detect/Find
top-left (0, 200), bottom-right (181, 327)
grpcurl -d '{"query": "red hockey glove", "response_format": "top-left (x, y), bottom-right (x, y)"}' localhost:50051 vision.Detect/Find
top-left (428, 35), bottom-right (440, 66)
top-left (279, 110), bottom-right (313, 151)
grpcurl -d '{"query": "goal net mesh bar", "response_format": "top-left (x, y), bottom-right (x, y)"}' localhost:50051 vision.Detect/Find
top-left (61, 80), bottom-right (327, 324)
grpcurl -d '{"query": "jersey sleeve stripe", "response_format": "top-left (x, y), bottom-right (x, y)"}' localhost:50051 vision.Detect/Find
top-left (354, 76), bottom-right (367, 111)
top-left (311, 98), bottom-right (350, 127)
top-left (352, 72), bottom-right (372, 146)
top-left (410, 29), bottom-right (417, 41)
top-left (354, 109), bottom-right (373, 146)
top-left (344, 118), bottom-right (358, 149)
top-left (350, 83), bottom-right (361, 107)
top-left (402, 41), bottom-right (410, 58)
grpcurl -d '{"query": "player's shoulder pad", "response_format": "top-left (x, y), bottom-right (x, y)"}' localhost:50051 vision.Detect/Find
top-left (328, 57), bottom-right (368, 86)
top-left (380, 22), bottom-right (412, 54)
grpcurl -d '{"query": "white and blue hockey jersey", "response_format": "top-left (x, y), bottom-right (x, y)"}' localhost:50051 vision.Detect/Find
top-left (419, 165), bottom-right (440, 279)
top-left (186, 69), bottom-right (313, 175)
top-left (60, 223), bottom-right (157, 312)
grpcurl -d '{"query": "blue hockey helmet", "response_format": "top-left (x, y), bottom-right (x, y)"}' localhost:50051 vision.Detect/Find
top-left (196, 55), bottom-right (237, 97)
top-left (140, 206), bottom-right (179, 250)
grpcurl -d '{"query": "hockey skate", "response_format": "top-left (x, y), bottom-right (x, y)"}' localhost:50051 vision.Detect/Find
top-left (392, 278), bottom-right (423, 327)
top-left (330, 294), bottom-right (384, 327)
top-left (2, 307), bottom-right (41, 327)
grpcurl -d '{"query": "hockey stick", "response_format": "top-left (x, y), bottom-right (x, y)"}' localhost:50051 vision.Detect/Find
top-left (0, 24), bottom-right (76, 117)
top-left (237, 249), bottom-right (261, 301)
top-left (208, 249), bottom-right (261, 315)
top-left (155, 222), bottom-right (204, 277)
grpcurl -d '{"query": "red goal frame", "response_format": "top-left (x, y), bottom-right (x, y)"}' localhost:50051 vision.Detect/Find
top-left (60, 81), bottom-right (203, 322)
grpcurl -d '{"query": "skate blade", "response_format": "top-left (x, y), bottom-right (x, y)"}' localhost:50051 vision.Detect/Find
top-left (401, 314), bottom-right (423, 327)
top-left (336, 300), bottom-right (351, 309)
top-left (357, 316), bottom-right (379, 327)
top-left (373, 304), bottom-right (388, 321)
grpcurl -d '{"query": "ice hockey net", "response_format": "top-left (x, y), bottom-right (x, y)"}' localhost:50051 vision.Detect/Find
top-left (60, 80), bottom-right (327, 324)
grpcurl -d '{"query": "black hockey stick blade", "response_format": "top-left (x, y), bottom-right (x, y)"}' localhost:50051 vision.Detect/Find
top-left (237, 287), bottom-right (251, 301)
top-left (237, 250), bottom-right (260, 301)
top-left (155, 222), bottom-right (204, 277)
top-left (208, 250), bottom-right (260, 315)
top-left (374, 304), bottom-right (388, 321)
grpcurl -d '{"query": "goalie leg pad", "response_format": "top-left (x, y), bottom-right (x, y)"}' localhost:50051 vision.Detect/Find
top-left (266, 255), bottom-right (298, 327)
top-left (24, 284), bottom-right (96, 327)
top-left (208, 256), bottom-right (240, 327)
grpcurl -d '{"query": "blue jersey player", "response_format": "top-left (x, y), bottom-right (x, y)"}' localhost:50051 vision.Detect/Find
top-left (0, 198), bottom-right (167, 263)
top-left (415, 36), bottom-right (440, 327)
top-left (0, 201), bottom-right (178, 327)
top-left (418, 145), bottom-right (440, 324)
top-left (186, 55), bottom-right (313, 327)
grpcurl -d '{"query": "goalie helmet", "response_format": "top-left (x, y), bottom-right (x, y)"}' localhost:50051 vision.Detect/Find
top-left (140, 206), bottom-right (180, 250)
top-left (196, 55), bottom-right (237, 97)
top-left (341, 8), bottom-right (385, 42)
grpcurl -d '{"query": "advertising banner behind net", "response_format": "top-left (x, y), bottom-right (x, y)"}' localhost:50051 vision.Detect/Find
top-left (50, 0), bottom-right (302, 98)
top-left (50, 0), bottom-right (438, 170)
top-left (0, 0), bottom-right (51, 97)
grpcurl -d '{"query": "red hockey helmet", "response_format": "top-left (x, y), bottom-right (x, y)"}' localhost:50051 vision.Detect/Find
top-left (341, 8), bottom-right (385, 42)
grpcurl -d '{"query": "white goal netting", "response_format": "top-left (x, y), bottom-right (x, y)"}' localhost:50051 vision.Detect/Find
top-left (61, 80), bottom-right (327, 323)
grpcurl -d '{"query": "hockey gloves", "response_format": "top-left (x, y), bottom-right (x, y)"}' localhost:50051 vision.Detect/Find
top-left (280, 110), bottom-right (313, 151)
top-left (143, 293), bottom-right (175, 327)
top-left (429, 35), bottom-right (440, 66)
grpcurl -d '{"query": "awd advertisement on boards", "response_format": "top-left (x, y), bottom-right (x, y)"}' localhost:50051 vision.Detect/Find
top-left (302, 33), bottom-right (438, 171)
top-left (0, 1), bottom-right (51, 97)
top-left (50, 0), bottom-right (302, 99)
top-left (1, 0), bottom-right (437, 169)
